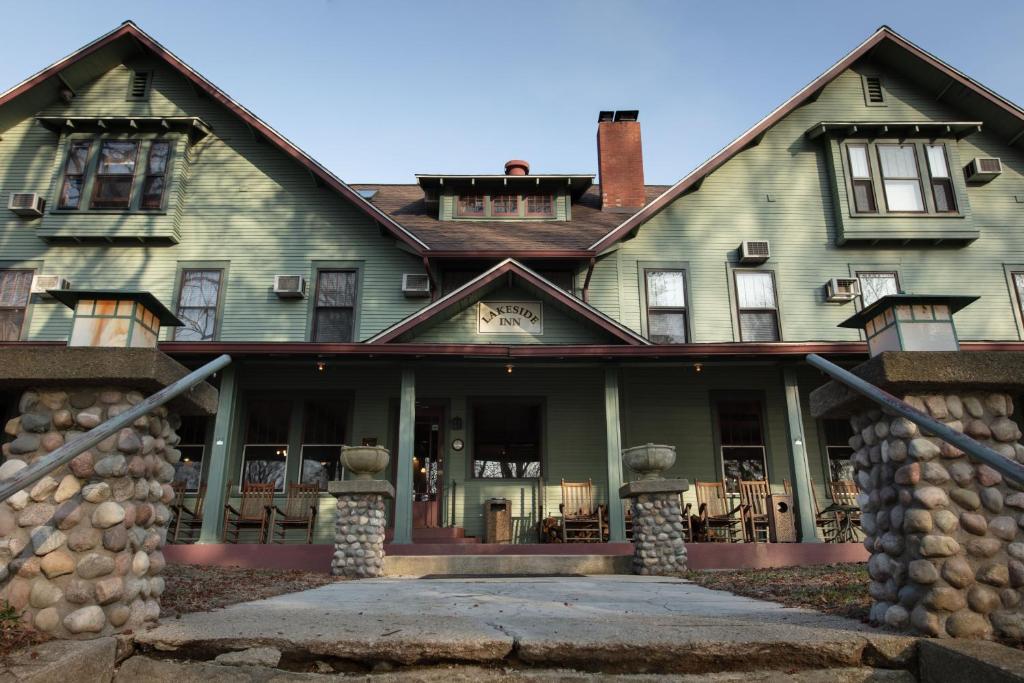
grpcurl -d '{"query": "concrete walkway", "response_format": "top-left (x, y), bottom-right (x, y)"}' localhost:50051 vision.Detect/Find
top-left (137, 577), bottom-right (915, 675)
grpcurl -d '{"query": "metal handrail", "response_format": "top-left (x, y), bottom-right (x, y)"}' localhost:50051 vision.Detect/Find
top-left (807, 353), bottom-right (1024, 485)
top-left (0, 353), bottom-right (231, 503)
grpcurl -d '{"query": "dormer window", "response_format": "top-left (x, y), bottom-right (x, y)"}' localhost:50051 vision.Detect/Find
top-left (491, 194), bottom-right (518, 216)
top-left (457, 194), bottom-right (485, 217)
top-left (525, 193), bottom-right (555, 217)
top-left (454, 192), bottom-right (557, 219)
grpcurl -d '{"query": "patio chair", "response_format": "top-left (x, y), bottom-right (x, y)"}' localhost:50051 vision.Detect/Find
top-left (559, 479), bottom-right (605, 543)
top-left (170, 482), bottom-right (207, 544)
top-left (784, 479), bottom-right (840, 542)
top-left (269, 483), bottom-right (320, 544)
top-left (694, 480), bottom-right (742, 542)
top-left (739, 479), bottom-right (772, 543)
top-left (828, 479), bottom-right (863, 542)
top-left (222, 481), bottom-right (275, 544)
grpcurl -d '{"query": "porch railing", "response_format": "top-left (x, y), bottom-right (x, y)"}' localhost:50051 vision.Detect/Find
top-left (0, 353), bottom-right (231, 504)
top-left (806, 353), bottom-right (1024, 485)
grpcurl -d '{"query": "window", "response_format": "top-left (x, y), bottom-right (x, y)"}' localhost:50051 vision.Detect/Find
top-left (877, 144), bottom-right (924, 212)
top-left (645, 270), bottom-right (687, 343)
top-left (0, 270), bottom-right (33, 342)
top-left (491, 194), bottom-right (518, 216)
top-left (91, 140), bottom-right (139, 209)
top-left (240, 398), bottom-right (290, 493)
top-left (716, 399), bottom-right (768, 493)
top-left (822, 419), bottom-right (855, 484)
top-left (846, 144), bottom-right (877, 213)
top-left (857, 271), bottom-right (900, 307)
top-left (525, 193), bottom-right (555, 217)
top-left (140, 141), bottom-right (171, 209)
top-left (1012, 272), bottom-right (1024, 326)
top-left (58, 141), bottom-right (91, 210)
top-left (735, 271), bottom-right (779, 342)
top-left (456, 194), bottom-right (485, 217)
top-left (173, 416), bottom-right (208, 493)
top-left (313, 270), bottom-right (358, 342)
top-left (300, 399), bottom-right (347, 490)
top-left (925, 144), bottom-right (956, 213)
top-left (174, 269), bottom-right (222, 341)
top-left (472, 401), bottom-right (541, 478)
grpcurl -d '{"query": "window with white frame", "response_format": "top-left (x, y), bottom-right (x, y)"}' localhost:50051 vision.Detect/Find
top-left (877, 144), bottom-right (925, 212)
top-left (645, 269), bottom-right (687, 343)
top-left (300, 399), bottom-right (347, 491)
top-left (172, 415), bottom-right (208, 493)
top-left (174, 269), bottom-right (223, 341)
top-left (735, 271), bottom-right (779, 342)
top-left (240, 398), bottom-right (290, 493)
top-left (857, 271), bottom-right (900, 307)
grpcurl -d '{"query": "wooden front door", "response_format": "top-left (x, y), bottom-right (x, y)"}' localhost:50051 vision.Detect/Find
top-left (412, 404), bottom-right (444, 528)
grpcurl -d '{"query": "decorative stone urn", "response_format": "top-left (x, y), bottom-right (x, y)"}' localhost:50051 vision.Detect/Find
top-left (622, 443), bottom-right (676, 480)
top-left (340, 445), bottom-right (390, 480)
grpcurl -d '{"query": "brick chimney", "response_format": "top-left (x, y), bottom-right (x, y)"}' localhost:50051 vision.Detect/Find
top-left (597, 110), bottom-right (645, 212)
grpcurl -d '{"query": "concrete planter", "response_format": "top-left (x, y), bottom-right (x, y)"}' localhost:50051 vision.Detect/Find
top-left (621, 443), bottom-right (676, 480)
top-left (340, 445), bottom-right (391, 480)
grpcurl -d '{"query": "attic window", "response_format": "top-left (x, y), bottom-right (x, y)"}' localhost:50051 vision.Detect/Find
top-left (128, 71), bottom-right (151, 100)
top-left (862, 75), bottom-right (885, 106)
top-left (357, 189), bottom-right (378, 200)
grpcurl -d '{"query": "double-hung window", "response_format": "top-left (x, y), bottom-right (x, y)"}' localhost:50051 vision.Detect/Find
top-left (313, 271), bottom-right (358, 342)
top-left (174, 270), bottom-right (223, 341)
top-left (735, 271), bottom-right (779, 342)
top-left (645, 270), bottom-right (687, 343)
top-left (91, 141), bottom-right (140, 209)
top-left (0, 270), bottom-right (33, 342)
top-left (846, 144), bottom-right (877, 213)
top-left (877, 144), bottom-right (925, 212)
top-left (857, 271), bottom-right (900, 307)
top-left (58, 141), bottom-right (92, 210)
top-left (925, 144), bottom-right (956, 213)
top-left (141, 141), bottom-right (171, 209)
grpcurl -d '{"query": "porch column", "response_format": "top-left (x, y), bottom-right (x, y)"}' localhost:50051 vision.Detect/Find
top-left (605, 367), bottom-right (626, 542)
top-left (199, 362), bottom-right (239, 544)
top-left (782, 365), bottom-right (820, 543)
top-left (392, 366), bottom-right (415, 544)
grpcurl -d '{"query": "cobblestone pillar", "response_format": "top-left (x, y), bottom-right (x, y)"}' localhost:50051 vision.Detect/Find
top-left (328, 480), bottom-right (394, 578)
top-left (619, 479), bottom-right (690, 576)
top-left (0, 387), bottom-right (180, 638)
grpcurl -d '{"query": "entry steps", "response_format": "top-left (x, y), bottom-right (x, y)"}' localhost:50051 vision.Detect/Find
top-left (384, 542), bottom-right (634, 576)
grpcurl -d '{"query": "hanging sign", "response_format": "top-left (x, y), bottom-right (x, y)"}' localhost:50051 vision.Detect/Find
top-left (478, 301), bottom-right (543, 335)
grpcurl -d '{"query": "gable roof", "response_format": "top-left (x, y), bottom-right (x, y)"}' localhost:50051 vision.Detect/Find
top-left (588, 25), bottom-right (1024, 253)
top-left (0, 21), bottom-right (429, 252)
top-left (367, 258), bottom-right (651, 345)
top-left (351, 184), bottom-right (668, 254)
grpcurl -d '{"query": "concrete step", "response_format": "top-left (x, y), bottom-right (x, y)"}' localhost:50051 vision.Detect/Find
top-left (383, 553), bottom-right (632, 576)
top-left (412, 527), bottom-right (469, 540)
top-left (919, 639), bottom-right (1024, 682)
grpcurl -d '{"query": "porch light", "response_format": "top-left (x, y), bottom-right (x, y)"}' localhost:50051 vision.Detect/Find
top-left (505, 364), bottom-right (513, 374)
top-left (316, 360), bottom-right (327, 372)
top-left (694, 363), bottom-right (703, 374)
top-left (838, 294), bottom-right (978, 358)
top-left (49, 290), bottom-right (181, 349)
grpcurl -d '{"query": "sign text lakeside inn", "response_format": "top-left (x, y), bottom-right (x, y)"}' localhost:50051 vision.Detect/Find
top-left (3, 22), bottom-right (1024, 545)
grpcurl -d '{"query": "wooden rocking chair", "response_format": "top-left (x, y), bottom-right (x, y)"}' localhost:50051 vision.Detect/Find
top-left (739, 479), bottom-right (772, 543)
top-left (559, 479), bottom-right (606, 543)
top-left (828, 479), bottom-right (863, 542)
top-left (694, 480), bottom-right (742, 542)
top-left (170, 482), bottom-right (207, 544)
top-left (269, 483), bottom-right (320, 544)
top-left (222, 481), bottom-right (275, 543)
top-left (784, 479), bottom-right (839, 542)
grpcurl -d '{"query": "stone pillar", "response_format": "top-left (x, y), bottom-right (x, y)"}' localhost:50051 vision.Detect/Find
top-left (0, 387), bottom-right (179, 638)
top-left (328, 480), bottom-right (394, 578)
top-left (619, 479), bottom-right (690, 575)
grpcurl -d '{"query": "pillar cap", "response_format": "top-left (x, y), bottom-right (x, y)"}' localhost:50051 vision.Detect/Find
top-left (619, 478), bottom-right (689, 498)
top-left (328, 480), bottom-right (395, 498)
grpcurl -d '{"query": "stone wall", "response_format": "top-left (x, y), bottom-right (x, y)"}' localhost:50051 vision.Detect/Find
top-left (332, 493), bottom-right (387, 578)
top-left (627, 492), bottom-right (688, 576)
top-left (853, 391), bottom-right (1024, 639)
top-left (0, 387), bottom-right (179, 638)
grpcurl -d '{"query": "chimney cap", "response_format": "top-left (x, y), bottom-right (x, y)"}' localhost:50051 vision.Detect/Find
top-left (598, 111), bottom-right (614, 123)
top-left (614, 110), bottom-right (639, 122)
top-left (504, 160), bottom-right (529, 176)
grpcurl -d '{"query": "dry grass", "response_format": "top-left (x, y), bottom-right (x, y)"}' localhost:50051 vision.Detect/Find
top-left (686, 563), bottom-right (872, 621)
top-left (0, 601), bottom-right (50, 660)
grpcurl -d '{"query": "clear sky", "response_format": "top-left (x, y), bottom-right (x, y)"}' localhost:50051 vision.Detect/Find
top-left (2, 1), bottom-right (1022, 184)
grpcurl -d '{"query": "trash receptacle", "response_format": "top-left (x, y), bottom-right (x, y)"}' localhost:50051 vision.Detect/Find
top-left (484, 497), bottom-right (512, 544)
top-left (767, 494), bottom-right (796, 543)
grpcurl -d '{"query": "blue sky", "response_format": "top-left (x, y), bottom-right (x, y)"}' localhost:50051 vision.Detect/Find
top-left (2, 1), bottom-right (1022, 184)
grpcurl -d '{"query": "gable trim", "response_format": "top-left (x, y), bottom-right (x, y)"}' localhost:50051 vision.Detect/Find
top-left (367, 258), bottom-right (650, 345)
top-left (0, 21), bottom-right (429, 252)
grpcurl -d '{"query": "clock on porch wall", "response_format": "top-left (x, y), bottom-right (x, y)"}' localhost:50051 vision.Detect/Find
top-left (477, 301), bottom-right (543, 335)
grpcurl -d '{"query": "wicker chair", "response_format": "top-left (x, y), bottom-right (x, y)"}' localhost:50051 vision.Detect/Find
top-left (170, 482), bottom-right (207, 544)
top-left (694, 480), bottom-right (742, 542)
top-left (222, 481), bottom-right (275, 543)
top-left (559, 479), bottom-right (605, 543)
top-left (269, 483), bottom-right (320, 544)
top-left (739, 479), bottom-right (772, 543)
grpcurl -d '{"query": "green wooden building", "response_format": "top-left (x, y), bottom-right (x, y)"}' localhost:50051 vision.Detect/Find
top-left (3, 22), bottom-right (1024, 547)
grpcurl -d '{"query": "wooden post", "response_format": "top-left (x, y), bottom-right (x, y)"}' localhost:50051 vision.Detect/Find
top-left (199, 362), bottom-right (239, 544)
top-left (392, 367), bottom-right (415, 544)
top-left (782, 365), bottom-right (820, 543)
top-left (605, 367), bottom-right (626, 542)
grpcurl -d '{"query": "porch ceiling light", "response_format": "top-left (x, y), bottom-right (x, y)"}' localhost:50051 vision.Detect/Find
top-left (694, 363), bottom-right (703, 374)
top-left (49, 289), bottom-right (182, 349)
top-left (316, 360), bottom-right (327, 372)
top-left (838, 294), bottom-right (979, 357)
top-left (505, 364), bottom-right (513, 375)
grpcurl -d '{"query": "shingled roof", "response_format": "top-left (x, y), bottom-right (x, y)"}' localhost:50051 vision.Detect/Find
top-left (350, 184), bottom-right (669, 254)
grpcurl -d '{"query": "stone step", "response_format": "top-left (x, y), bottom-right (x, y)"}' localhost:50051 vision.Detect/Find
top-left (383, 553), bottom-right (632, 576)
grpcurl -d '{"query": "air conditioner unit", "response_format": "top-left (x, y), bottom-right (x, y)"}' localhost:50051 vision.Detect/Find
top-left (825, 277), bottom-right (860, 303)
top-left (739, 240), bottom-right (771, 264)
top-left (965, 157), bottom-right (1002, 182)
top-left (30, 275), bottom-right (70, 297)
top-left (401, 273), bottom-right (431, 297)
top-left (273, 274), bottom-right (307, 298)
top-left (8, 193), bottom-right (45, 218)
